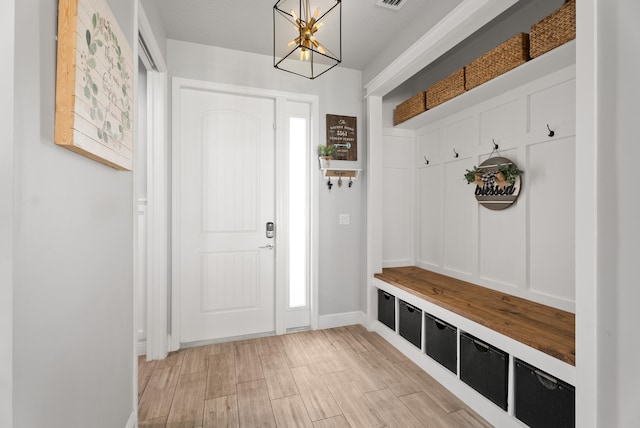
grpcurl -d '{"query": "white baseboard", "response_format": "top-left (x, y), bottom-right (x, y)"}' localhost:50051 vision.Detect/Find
top-left (125, 410), bottom-right (136, 428)
top-left (137, 340), bottom-right (147, 356)
top-left (318, 311), bottom-right (366, 329)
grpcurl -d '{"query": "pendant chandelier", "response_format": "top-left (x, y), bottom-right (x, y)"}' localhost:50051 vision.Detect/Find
top-left (273, 0), bottom-right (342, 79)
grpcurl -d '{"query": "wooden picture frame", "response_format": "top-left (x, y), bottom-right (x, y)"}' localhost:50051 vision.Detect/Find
top-left (326, 114), bottom-right (357, 161)
top-left (55, 0), bottom-right (134, 170)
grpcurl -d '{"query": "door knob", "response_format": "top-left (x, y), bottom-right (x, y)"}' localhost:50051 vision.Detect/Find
top-left (259, 243), bottom-right (274, 250)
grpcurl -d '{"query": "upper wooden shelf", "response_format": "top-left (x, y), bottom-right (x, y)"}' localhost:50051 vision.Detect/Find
top-left (394, 40), bottom-right (576, 130)
top-left (375, 266), bottom-right (575, 366)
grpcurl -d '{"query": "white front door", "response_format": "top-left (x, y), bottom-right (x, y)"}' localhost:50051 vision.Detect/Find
top-left (176, 87), bottom-right (276, 343)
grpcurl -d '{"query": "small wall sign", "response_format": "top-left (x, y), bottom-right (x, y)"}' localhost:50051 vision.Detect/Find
top-left (326, 114), bottom-right (357, 161)
top-left (468, 156), bottom-right (522, 210)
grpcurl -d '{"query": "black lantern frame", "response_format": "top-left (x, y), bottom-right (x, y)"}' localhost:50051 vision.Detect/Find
top-left (273, 0), bottom-right (342, 79)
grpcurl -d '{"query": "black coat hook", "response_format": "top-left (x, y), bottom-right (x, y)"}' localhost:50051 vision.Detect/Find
top-left (453, 149), bottom-right (459, 158)
top-left (327, 178), bottom-right (333, 190)
top-left (492, 139), bottom-right (499, 150)
top-left (547, 124), bottom-right (555, 137)
top-left (424, 156), bottom-right (429, 165)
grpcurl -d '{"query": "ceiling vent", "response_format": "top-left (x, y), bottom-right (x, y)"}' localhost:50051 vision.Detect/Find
top-left (376, 0), bottom-right (407, 11)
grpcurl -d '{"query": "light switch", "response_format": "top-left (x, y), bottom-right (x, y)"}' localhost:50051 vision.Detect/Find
top-left (339, 214), bottom-right (350, 225)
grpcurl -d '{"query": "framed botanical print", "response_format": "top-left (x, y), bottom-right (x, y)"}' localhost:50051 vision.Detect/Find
top-left (55, 0), bottom-right (134, 170)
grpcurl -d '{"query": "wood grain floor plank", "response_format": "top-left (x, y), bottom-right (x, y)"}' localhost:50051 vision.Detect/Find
top-left (358, 350), bottom-right (422, 397)
top-left (320, 328), bottom-right (352, 352)
top-left (343, 325), bottom-right (368, 335)
top-left (206, 352), bottom-right (236, 400)
top-left (166, 371), bottom-right (207, 428)
top-left (300, 333), bottom-right (338, 365)
top-left (139, 416), bottom-right (168, 427)
top-left (290, 364), bottom-right (342, 422)
top-left (364, 388), bottom-right (424, 428)
top-left (312, 415), bottom-right (352, 428)
top-left (139, 326), bottom-right (491, 428)
top-left (338, 350), bottom-right (386, 394)
top-left (156, 350), bottom-right (186, 369)
top-left (255, 335), bottom-right (283, 356)
top-left (181, 346), bottom-right (210, 375)
top-left (314, 350), bottom-right (349, 375)
top-left (138, 356), bottom-right (158, 400)
top-left (209, 342), bottom-right (235, 355)
top-left (236, 379), bottom-right (277, 428)
top-left (203, 395), bottom-right (239, 428)
top-left (399, 391), bottom-right (450, 428)
top-left (138, 365), bottom-right (181, 421)
top-left (322, 371), bottom-right (385, 428)
top-left (235, 342), bottom-right (264, 384)
top-left (260, 352), bottom-right (299, 400)
top-left (360, 332), bottom-right (408, 363)
top-left (296, 329), bottom-right (328, 341)
top-left (394, 360), bottom-right (465, 413)
top-left (328, 327), bottom-right (372, 353)
top-left (445, 409), bottom-right (493, 428)
top-left (271, 395), bottom-right (314, 428)
top-left (281, 332), bottom-right (313, 367)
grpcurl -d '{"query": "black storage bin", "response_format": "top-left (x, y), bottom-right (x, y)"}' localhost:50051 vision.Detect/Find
top-left (514, 359), bottom-right (575, 428)
top-left (398, 300), bottom-right (422, 348)
top-left (424, 313), bottom-right (457, 374)
top-left (460, 332), bottom-right (508, 410)
top-left (377, 289), bottom-right (395, 330)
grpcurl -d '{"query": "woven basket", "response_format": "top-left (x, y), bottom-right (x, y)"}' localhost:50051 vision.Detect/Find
top-left (465, 33), bottom-right (530, 91)
top-left (394, 92), bottom-right (426, 125)
top-left (426, 68), bottom-right (466, 109)
top-left (530, 0), bottom-right (576, 58)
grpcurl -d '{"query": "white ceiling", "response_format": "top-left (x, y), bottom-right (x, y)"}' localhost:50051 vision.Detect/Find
top-left (147, 0), bottom-right (463, 71)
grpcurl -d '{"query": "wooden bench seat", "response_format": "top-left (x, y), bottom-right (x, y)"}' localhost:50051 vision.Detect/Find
top-left (375, 266), bottom-right (575, 366)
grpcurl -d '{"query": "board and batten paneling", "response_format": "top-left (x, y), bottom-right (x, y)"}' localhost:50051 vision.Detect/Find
top-left (479, 98), bottom-right (524, 145)
top-left (477, 148), bottom-right (523, 289)
top-left (442, 158), bottom-right (476, 276)
top-left (382, 65), bottom-right (576, 312)
top-left (382, 131), bottom-right (414, 267)
top-left (527, 136), bottom-right (576, 302)
top-left (529, 79), bottom-right (576, 133)
top-left (416, 129), bottom-right (443, 269)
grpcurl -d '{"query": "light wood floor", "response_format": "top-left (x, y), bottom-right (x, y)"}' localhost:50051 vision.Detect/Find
top-left (138, 325), bottom-right (492, 427)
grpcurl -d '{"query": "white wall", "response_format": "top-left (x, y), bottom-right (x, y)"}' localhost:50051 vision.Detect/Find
top-left (167, 40), bottom-right (365, 318)
top-left (361, 0), bottom-right (463, 85)
top-left (12, 0), bottom-right (136, 426)
top-left (140, 0), bottom-right (168, 64)
top-left (1, 1), bottom-right (15, 426)
top-left (576, 0), bottom-right (640, 426)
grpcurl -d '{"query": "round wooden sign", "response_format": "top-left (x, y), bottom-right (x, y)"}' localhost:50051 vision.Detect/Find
top-left (473, 156), bottom-right (521, 210)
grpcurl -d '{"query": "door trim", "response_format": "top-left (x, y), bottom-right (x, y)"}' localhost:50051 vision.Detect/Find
top-left (138, 4), bottom-right (170, 360)
top-left (171, 77), bottom-right (319, 349)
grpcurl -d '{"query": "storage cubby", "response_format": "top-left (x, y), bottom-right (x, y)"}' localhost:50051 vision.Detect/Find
top-left (377, 288), bottom-right (395, 330)
top-left (398, 300), bottom-right (422, 348)
top-left (424, 313), bottom-right (457, 374)
top-left (515, 359), bottom-right (575, 428)
top-left (460, 332), bottom-right (509, 410)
